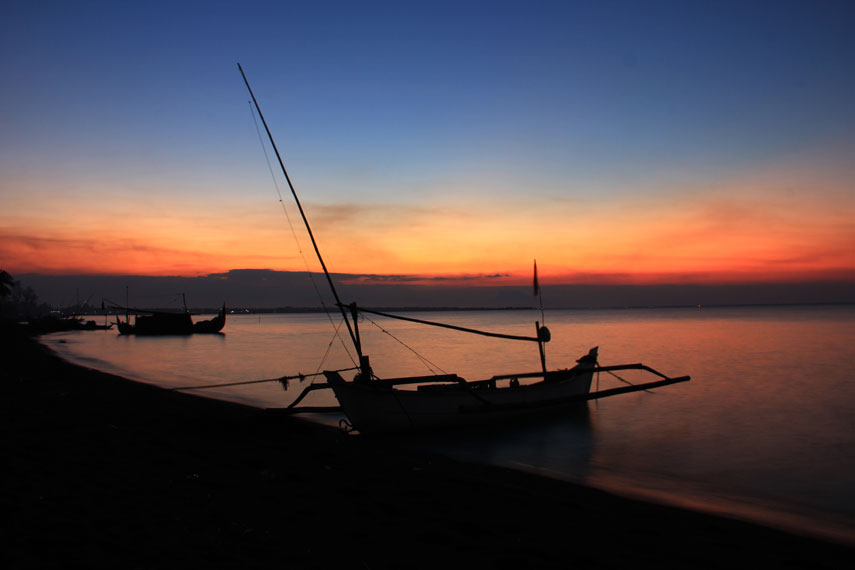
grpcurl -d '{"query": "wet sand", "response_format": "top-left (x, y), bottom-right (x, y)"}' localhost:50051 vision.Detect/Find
top-left (3, 320), bottom-right (852, 569)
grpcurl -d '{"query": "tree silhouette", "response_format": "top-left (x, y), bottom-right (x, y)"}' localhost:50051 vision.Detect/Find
top-left (0, 270), bottom-right (14, 298)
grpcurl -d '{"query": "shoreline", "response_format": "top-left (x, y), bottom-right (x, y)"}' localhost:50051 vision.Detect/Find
top-left (4, 320), bottom-right (853, 568)
top-left (41, 300), bottom-right (855, 319)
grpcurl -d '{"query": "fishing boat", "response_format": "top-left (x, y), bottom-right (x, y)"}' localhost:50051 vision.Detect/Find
top-left (239, 64), bottom-right (690, 434)
top-left (324, 347), bottom-right (600, 432)
top-left (79, 319), bottom-right (114, 331)
top-left (115, 302), bottom-right (226, 336)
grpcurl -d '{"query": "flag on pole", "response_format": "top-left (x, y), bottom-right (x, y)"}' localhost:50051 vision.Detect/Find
top-left (533, 259), bottom-right (539, 296)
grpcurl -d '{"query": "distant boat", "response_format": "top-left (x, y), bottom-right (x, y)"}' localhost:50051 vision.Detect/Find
top-left (240, 64), bottom-right (689, 433)
top-left (79, 319), bottom-right (114, 331)
top-left (116, 303), bottom-right (226, 336)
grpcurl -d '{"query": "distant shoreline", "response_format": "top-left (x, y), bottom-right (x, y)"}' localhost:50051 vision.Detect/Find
top-left (52, 300), bottom-right (855, 317)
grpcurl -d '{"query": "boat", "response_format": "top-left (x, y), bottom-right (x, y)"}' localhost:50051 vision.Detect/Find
top-left (115, 302), bottom-right (226, 336)
top-left (192, 304), bottom-right (227, 333)
top-left (79, 319), bottom-right (114, 331)
top-left (239, 64), bottom-right (690, 434)
top-left (324, 347), bottom-right (601, 432)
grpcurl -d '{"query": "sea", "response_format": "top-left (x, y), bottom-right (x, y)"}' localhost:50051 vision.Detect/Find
top-left (42, 304), bottom-right (855, 545)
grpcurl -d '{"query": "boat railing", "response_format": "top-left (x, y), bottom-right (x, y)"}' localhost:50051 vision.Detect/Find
top-left (457, 373), bottom-right (690, 414)
top-left (268, 362), bottom-right (690, 415)
top-left (278, 372), bottom-right (488, 413)
top-left (490, 362), bottom-right (677, 381)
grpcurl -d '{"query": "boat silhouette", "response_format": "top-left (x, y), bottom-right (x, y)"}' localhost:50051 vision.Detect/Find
top-left (239, 64), bottom-right (689, 433)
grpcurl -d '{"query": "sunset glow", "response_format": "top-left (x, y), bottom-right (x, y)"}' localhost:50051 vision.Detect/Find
top-left (2, 1), bottom-right (853, 302)
top-left (3, 171), bottom-right (851, 285)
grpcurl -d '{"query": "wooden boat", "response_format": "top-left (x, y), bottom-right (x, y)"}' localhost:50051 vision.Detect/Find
top-left (116, 303), bottom-right (226, 336)
top-left (239, 64), bottom-right (690, 433)
top-left (324, 347), bottom-right (600, 433)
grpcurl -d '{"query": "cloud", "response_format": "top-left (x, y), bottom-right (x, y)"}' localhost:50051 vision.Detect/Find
top-left (341, 273), bottom-right (512, 285)
top-left (18, 269), bottom-right (855, 310)
top-left (2, 154), bottom-right (853, 283)
top-left (0, 228), bottom-right (290, 276)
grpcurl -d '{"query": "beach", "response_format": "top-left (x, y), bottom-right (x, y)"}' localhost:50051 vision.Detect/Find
top-left (3, 320), bottom-right (852, 569)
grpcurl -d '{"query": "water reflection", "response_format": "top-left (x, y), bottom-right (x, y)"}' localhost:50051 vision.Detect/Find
top-left (407, 405), bottom-right (595, 482)
top-left (42, 306), bottom-right (855, 544)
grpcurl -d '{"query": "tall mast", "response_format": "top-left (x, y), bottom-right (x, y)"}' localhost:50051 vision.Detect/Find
top-left (238, 63), bottom-right (362, 359)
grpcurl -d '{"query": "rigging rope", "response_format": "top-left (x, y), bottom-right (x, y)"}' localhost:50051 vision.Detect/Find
top-left (601, 367), bottom-right (656, 394)
top-left (362, 314), bottom-right (448, 376)
top-left (348, 305), bottom-right (542, 343)
top-left (167, 367), bottom-right (358, 392)
top-left (312, 317), bottom-right (349, 377)
top-left (248, 101), bottom-right (356, 367)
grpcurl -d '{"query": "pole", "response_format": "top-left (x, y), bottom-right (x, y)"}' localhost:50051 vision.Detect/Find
top-left (237, 63), bottom-right (361, 357)
top-left (536, 321), bottom-right (547, 377)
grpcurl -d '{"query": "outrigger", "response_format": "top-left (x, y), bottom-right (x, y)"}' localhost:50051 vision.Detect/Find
top-left (237, 64), bottom-right (690, 434)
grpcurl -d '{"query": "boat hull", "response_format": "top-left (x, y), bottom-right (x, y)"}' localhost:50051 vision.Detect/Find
top-left (117, 312), bottom-right (194, 335)
top-left (326, 348), bottom-right (598, 434)
top-left (192, 304), bottom-right (227, 334)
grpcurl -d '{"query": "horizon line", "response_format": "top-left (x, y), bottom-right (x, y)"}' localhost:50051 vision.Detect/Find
top-left (55, 301), bottom-right (855, 314)
top-left (15, 267), bottom-right (855, 288)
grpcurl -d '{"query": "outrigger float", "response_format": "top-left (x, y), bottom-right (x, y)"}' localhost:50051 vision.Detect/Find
top-left (199, 65), bottom-right (690, 434)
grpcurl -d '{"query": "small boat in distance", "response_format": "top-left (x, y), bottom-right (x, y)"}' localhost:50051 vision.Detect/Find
top-left (115, 303), bottom-right (226, 336)
top-left (239, 64), bottom-right (689, 433)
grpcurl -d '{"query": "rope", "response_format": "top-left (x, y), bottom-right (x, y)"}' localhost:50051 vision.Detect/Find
top-left (169, 366), bottom-right (359, 392)
top-left (362, 314), bottom-right (448, 376)
top-left (350, 305), bottom-right (542, 343)
top-left (600, 365), bottom-right (656, 394)
top-left (240, 64), bottom-right (361, 356)
top-left (312, 318), bottom-right (348, 377)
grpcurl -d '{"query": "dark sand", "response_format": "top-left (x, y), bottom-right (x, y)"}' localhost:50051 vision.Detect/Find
top-left (3, 320), bottom-right (852, 569)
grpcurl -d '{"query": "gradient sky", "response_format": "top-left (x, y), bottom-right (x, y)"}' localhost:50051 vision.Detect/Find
top-left (2, 0), bottom-right (854, 290)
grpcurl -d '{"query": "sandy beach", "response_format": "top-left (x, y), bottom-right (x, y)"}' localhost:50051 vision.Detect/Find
top-left (3, 320), bottom-right (852, 569)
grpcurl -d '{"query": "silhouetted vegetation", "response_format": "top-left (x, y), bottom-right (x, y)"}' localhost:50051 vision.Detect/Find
top-left (0, 270), bottom-right (51, 320)
top-left (0, 269), bottom-right (13, 297)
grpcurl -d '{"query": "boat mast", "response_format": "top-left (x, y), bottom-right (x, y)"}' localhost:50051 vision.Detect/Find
top-left (238, 64), bottom-right (366, 371)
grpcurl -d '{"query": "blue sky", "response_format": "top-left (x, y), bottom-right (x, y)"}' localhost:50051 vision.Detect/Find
top-left (2, 0), bottom-right (853, 290)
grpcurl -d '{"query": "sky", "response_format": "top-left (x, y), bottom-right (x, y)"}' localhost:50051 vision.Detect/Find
top-left (2, 0), bottom-right (854, 307)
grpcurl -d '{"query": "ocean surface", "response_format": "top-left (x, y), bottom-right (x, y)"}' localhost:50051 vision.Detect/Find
top-left (42, 305), bottom-right (855, 545)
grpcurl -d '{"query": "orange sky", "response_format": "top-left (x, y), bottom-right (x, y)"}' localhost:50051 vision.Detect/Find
top-left (2, 162), bottom-right (852, 286)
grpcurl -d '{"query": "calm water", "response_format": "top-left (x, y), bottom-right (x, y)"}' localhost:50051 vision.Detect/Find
top-left (43, 305), bottom-right (855, 544)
